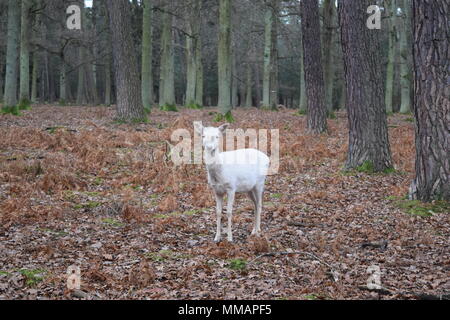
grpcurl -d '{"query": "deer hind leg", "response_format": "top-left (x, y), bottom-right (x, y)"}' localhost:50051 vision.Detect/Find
top-left (252, 186), bottom-right (263, 235)
top-left (248, 189), bottom-right (259, 235)
top-left (214, 193), bottom-right (224, 243)
top-left (226, 190), bottom-right (235, 242)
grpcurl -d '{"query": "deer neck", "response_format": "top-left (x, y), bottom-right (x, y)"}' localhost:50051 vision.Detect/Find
top-left (204, 148), bottom-right (223, 181)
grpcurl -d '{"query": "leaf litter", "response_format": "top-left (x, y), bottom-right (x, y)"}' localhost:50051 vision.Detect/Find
top-left (0, 105), bottom-right (448, 300)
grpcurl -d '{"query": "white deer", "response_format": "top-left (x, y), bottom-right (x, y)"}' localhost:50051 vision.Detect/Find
top-left (194, 122), bottom-right (270, 243)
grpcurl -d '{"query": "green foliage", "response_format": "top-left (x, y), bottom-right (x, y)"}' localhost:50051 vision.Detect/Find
top-left (261, 105), bottom-right (279, 112)
top-left (405, 117), bottom-right (414, 123)
top-left (1, 105), bottom-right (21, 116)
top-left (73, 201), bottom-right (101, 210)
top-left (213, 111), bottom-right (235, 123)
top-left (93, 177), bottom-right (104, 186)
top-left (113, 116), bottom-right (149, 125)
top-left (101, 218), bottom-right (125, 228)
top-left (186, 101), bottom-right (203, 110)
top-left (45, 126), bottom-right (63, 134)
top-left (38, 228), bottom-right (68, 237)
top-left (160, 103), bottom-right (179, 112)
top-left (19, 269), bottom-right (46, 287)
top-left (271, 193), bottom-right (283, 199)
top-left (58, 99), bottom-right (67, 106)
top-left (297, 109), bottom-right (307, 116)
top-left (227, 258), bottom-right (247, 271)
top-left (327, 111), bottom-right (337, 119)
top-left (18, 98), bottom-right (31, 110)
top-left (356, 161), bottom-right (375, 174)
top-left (343, 161), bottom-right (396, 175)
top-left (131, 117), bottom-right (149, 124)
top-left (393, 199), bottom-right (450, 217)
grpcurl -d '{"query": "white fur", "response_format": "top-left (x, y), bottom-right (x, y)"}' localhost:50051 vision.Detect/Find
top-left (194, 122), bottom-right (270, 242)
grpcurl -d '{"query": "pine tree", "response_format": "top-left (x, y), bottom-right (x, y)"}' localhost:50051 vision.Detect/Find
top-left (19, 0), bottom-right (31, 108)
top-left (300, 0), bottom-right (327, 133)
top-left (141, 0), bottom-right (153, 111)
top-left (409, 0), bottom-right (449, 201)
top-left (339, 0), bottom-right (393, 171)
top-left (217, 0), bottom-right (233, 119)
top-left (3, 0), bottom-right (21, 112)
top-left (106, 0), bottom-right (145, 121)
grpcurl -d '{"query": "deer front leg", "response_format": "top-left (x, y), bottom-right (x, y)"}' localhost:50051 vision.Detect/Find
top-left (214, 193), bottom-right (224, 243)
top-left (226, 190), bottom-right (235, 242)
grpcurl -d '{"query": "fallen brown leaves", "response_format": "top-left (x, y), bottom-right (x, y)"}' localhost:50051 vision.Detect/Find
top-left (0, 105), bottom-right (448, 300)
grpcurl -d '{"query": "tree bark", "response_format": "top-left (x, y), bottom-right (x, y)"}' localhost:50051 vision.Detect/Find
top-left (300, 0), bottom-right (327, 133)
top-left (385, 0), bottom-right (397, 114)
top-left (31, 51), bottom-right (38, 103)
top-left (298, 26), bottom-right (307, 113)
top-left (409, 0), bottom-right (449, 201)
top-left (185, 0), bottom-right (202, 107)
top-left (106, 0), bottom-right (145, 121)
top-left (4, 0), bottom-right (21, 109)
top-left (19, 0), bottom-right (31, 105)
top-left (159, 4), bottom-right (175, 107)
top-left (59, 60), bottom-right (67, 103)
top-left (339, 0), bottom-right (393, 171)
top-left (399, 0), bottom-right (412, 114)
top-left (262, 1), bottom-right (278, 109)
top-left (245, 61), bottom-right (252, 107)
top-left (218, 0), bottom-right (232, 115)
top-left (141, 0), bottom-right (153, 110)
top-left (322, 0), bottom-right (336, 113)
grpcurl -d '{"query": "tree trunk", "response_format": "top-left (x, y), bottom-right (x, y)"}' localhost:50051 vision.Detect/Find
top-left (385, 0), bottom-right (397, 114)
top-left (262, 4), bottom-right (272, 108)
top-left (0, 59), bottom-right (3, 102)
top-left (339, 0), bottom-right (393, 171)
top-left (19, 0), bottom-right (31, 106)
top-left (409, 0), bottom-right (449, 201)
top-left (399, 0), bottom-right (412, 114)
top-left (298, 27), bottom-right (307, 113)
top-left (185, 0), bottom-right (202, 107)
top-left (106, 0), bottom-right (145, 121)
top-left (4, 0), bottom-right (21, 109)
top-left (245, 61), bottom-right (252, 107)
top-left (31, 51), bottom-right (38, 103)
top-left (231, 49), bottom-right (238, 107)
top-left (195, 35), bottom-right (204, 107)
top-left (105, 53), bottom-right (112, 106)
top-left (59, 59), bottom-right (67, 103)
top-left (159, 5), bottom-right (175, 107)
top-left (300, 0), bottom-right (327, 133)
top-left (322, 0), bottom-right (336, 113)
top-left (141, 0), bottom-right (153, 110)
top-left (76, 45), bottom-right (86, 105)
top-left (218, 0), bottom-right (232, 116)
top-left (262, 1), bottom-right (278, 110)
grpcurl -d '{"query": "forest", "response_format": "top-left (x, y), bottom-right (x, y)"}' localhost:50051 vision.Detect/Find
top-left (0, 0), bottom-right (448, 300)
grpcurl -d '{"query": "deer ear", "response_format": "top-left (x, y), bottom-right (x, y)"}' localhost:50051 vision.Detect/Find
top-left (194, 122), bottom-right (203, 135)
top-left (218, 123), bottom-right (230, 133)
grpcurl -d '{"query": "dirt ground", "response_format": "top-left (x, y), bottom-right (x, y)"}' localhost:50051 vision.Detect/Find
top-left (0, 105), bottom-right (448, 300)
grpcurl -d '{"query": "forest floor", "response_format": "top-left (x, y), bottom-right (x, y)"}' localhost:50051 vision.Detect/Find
top-left (0, 105), bottom-right (448, 300)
